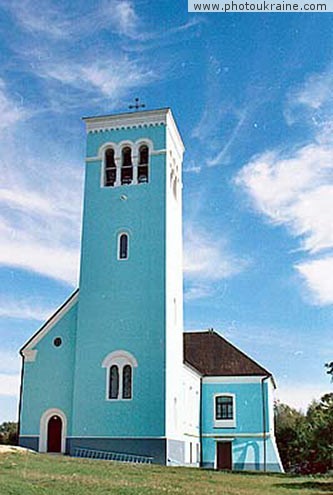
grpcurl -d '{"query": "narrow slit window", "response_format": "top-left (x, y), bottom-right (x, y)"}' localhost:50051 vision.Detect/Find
top-left (105, 148), bottom-right (116, 187)
top-left (121, 147), bottom-right (133, 185)
top-left (119, 233), bottom-right (129, 260)
top-left (122, 365), bottom-right (132, 399)
top-left (109, 365), bottom-right (119, 399)
top-left (138, 145), bottom-right (149, 183)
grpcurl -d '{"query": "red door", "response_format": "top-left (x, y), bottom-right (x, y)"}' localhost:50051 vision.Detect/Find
top-left (217, 442), bottom-right (232, 470)
top-left (47, 415), bottom-right (62, 453)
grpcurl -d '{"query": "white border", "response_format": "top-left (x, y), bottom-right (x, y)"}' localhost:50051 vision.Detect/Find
top-left (102, 350), bottom-right (138, 401)
top-left (117, 232), bottom-right (129, 260)
top-left (214, 393), bottom-right (236, 428)
top-left (203, 375), bottom-right (268, 384)
top-left (39, 408), bottom-right (67, 453)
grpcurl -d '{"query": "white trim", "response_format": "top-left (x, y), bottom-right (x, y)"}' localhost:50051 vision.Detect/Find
top-left (84, 108), bottom-right (167, 131)
top-left (117, 232), bottom-right (129, 261)
top-left (203, 376), bottom-right (266, 384)
top-left (21, 291), bottom-right (79, 355)
top-left (85, 156), bottom-right (100, 162)
top-left (102, 350), bottom-right (138, 401)
top-left (86, 149), bottom-right (166, 163)
top-left (214, 393), bottom-right (236, 428)
top-left (39, 408), bottom-right (67, 454)
top-left (102, 350), bottom-right (138, 368)
top-left (183, 363), bottom-right (202, 379)
top-left (202, 432), bottom-right (271, 438)
top-left (67, 435), bottom-right (167, 439)
top-left (22, 349), bottom-right (37, 362)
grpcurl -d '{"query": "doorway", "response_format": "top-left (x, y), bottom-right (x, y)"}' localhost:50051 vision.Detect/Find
top-left (217, 441), bottom-right (232, 470)
top-left (47, 415), bottom-right (62, 453)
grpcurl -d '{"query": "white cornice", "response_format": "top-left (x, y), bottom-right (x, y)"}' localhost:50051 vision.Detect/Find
top-left (83, 108), bottom-right (185, 154)
top-left (84, 108), bottom-right (169, 134)
top-left (203, 376), bottom-right (266, 384)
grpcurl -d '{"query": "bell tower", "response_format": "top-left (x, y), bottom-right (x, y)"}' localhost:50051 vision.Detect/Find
top-left (70, 108), bottom-right (185, 462)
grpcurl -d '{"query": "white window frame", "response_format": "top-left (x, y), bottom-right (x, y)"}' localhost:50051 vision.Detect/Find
top-left (118, 232), bottom-right (129, 260)
top-left (214, 393), bottom-right (236, 428)
top-left (102, 350), bottom-right (138, 401)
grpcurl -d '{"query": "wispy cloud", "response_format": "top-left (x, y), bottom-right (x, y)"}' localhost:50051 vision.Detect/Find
top-left (0, 298), bottom-right (56, 321)
top-left (184, 225), bottom-right (248, 280)
top-left (183, 224), bottom-right (248, 300)
top-left (0, 79), bottom-right (28, 131)
top-left (0, 147), bottom-right (82, 285)
top-left (236, 66), bottom-right (333, 305)
top-left (1, 0), bottom-right (142, 40)
top-left (206, 107), bottom-right (248, 167)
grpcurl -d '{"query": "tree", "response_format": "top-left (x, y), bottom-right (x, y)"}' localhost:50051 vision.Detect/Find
top-left (325, 361), bottom-right (333, 381)
top-left (0, 422), bottom-right (18, 445)
top-left (306, 393), bottom-right (333, 473)
top-left (274, 393), bottom-right (333, 474)
top-left (274, 402), bottom-right (309, 472)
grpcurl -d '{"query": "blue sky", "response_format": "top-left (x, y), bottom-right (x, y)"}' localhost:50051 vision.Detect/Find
top-left (0, 1), bottom-right (332, 422)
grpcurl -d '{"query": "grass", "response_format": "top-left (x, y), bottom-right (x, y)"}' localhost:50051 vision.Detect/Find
top-left (0, 451), bottom-right (332, 495)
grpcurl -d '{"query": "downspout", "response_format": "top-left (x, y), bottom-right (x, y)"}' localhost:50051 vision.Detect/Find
top-left (199, 377), bottom-right (203, 467)
top-left (17, 352), bottom-right (25, 444)
top-left (261, 375), bottom-right (269, 472)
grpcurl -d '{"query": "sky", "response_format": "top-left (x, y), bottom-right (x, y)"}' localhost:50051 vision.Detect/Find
top-left (0, 1), bottom-right (332, 422)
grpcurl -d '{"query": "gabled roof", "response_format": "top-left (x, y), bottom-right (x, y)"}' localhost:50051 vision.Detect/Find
top-left (20, 289), bottom-right (79, 357)
top-left (183, 330), bottom-right (272, 378)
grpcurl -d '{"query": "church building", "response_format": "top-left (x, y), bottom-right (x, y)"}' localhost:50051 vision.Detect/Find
top-left (18, 108), bottom-right (283, 472)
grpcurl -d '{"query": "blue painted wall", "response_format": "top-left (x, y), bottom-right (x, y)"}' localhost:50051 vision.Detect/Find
top-left (71, 125), bottom-right (168, 438)
top-left (201, 380), bottom-right (282, 471)
top-left (20, 301), bottom-right (77, 436)
top-left (202, 381), bottom-right (270, 435)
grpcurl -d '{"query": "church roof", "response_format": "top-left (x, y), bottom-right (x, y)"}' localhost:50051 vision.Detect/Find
top-left (183, 330), bottom-right (272, 378)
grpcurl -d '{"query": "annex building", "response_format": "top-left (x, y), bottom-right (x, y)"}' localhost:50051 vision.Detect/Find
top-left (19, 108), bottom-right (283, 472)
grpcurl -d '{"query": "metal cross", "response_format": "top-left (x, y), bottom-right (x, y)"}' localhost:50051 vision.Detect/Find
top-left (128, 97), bottom-right (146, 111)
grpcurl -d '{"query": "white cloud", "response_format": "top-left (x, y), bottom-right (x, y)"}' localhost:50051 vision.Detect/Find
top-left (236, 66), bottom-right (333, 306)
top-left (296, 257), bottom-right (333, 306)
top-left (0, 351), bottom-right (21, 375)
top-left (0, 150), bottom-right (82, 285)
top-left (0, 374), bottom-right (20, 397)
top-left (235, 144), bottom-right (333, 254)
top-left (184, 225), bottom-right (248, 281)
top-left (1, 0), bottom-right (141, 40)
top-left (288, 67), bottom-right (333, 112)
top-left (276, 383), bottom-right (331, 412)
top-left (184, 283), bottom-right (216, 301)
top-left (0, 298), bottom-right (55, 321)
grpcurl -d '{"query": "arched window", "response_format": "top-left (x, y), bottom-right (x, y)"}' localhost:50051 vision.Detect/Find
top-left (121, 147), bottom-right (133, 185)
top-left (173, 176), bottom-right (177, 200)
top-left (122, 365), bottom-right (132, 399)
top-left (105, 148), bottom-right (116, 187)
top-left (118, 233), bottom-right (129, 260)
top-left (102, 350), bottom-right (138, 401)
top-left (138, 145), bottom-right (149, 183)
top-left (109, 365), bottom-right (119, 399)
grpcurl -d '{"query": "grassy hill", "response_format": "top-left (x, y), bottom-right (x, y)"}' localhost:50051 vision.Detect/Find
top-left (0, 450), bottom-right (332, 495)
